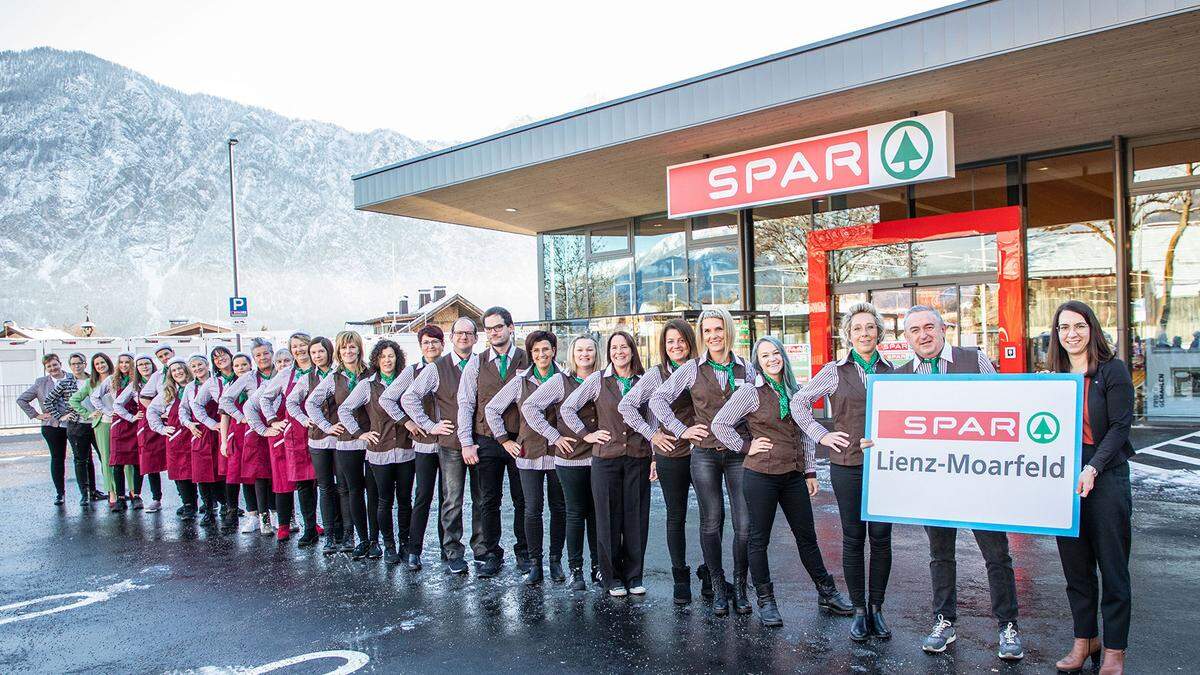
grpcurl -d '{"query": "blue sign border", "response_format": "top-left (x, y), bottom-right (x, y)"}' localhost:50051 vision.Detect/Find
top-left (862, 373), bottom-right (1083, 537)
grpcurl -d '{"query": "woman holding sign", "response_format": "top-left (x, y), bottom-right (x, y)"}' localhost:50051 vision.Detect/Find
top-left (791, 302), bottom-right (895, 641)
top-left (1049, 301), bottom-right (1134, 675)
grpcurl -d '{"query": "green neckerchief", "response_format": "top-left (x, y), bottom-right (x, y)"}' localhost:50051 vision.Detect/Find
top-left (219, 372), bottom-right (235, 385)
top-left (920, 356), bottom-right (941, 375)
top-left (533, 363), bottom-right (556, 384)
top-left (379, 371), bottom-right (397, 387)
top-left (457, 355), bottom-right (469, 369)
top-left (341, 368), bottom-right (359, 392)
top-left (572, 374), bottom-right (584, 384)
top-left (614, 373), bottom-right (635, 395)
top-left (294, 366), bottom-right (312, 382)
top-left (497, 352), bottom-right (510, 379)
top-left (765, 376), bottom-right (791, 420)
top-left (707, 356), bottom-right (737, 390)
top-left (669, 359), bottom-right (683, 370)
top-left (259, 370), bottom-right (274, 380)
top-left (316, 367), bottom-right (330, 378)
top-left (850, 350), bottom-right (881, 375)
top-left (116, 374), bottom-right (131, 393)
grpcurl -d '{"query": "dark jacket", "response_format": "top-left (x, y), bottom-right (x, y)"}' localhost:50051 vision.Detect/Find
top-left (1084, 357), bottom-right (1135, 474)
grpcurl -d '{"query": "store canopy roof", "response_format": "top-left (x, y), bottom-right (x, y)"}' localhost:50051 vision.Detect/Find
top-left (353, 0), bottom-right (1200, 235)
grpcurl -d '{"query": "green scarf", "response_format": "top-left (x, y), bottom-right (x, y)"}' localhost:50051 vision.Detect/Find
top-left (766, 376), bottom-right (791, 420)
top-left (533, 363), bottom-right (556, 384)
top-left (707, 357), bottom-right (737, 390)
top-left (614, 374), bottom-right (634, 395)
top-left (379, 371), bottom-right (397, 387)
top-left (573, 375), bottom-right (584, 384)
top-left (342, 368), bottom-right (359, 392)
top-left (669, 359), bottom-right (682, 370)
top-left (457, 356), bottom-right (469, 369)
top-left (920, 356), bottom-right (941, 375)
top-left (220, 372), bottom-right (235, 385)
top-left (316, 368), bottom-right (330, 379)
top-left (497, 353), bottom-right (509, 380)
top-left (850, 350), bottom-right (881, 375)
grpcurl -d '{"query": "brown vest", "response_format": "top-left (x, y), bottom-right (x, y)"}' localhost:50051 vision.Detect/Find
top-left (433, 354), bottom-right (464, 449)
top-left (473, 347), bottom-right (528, 438)
top-left (334, 371), bottom-right (369, 443)
top-left (897, 346), bottom-right (982, 375)
top-left (307, 370), bottom-right (335, 443)
top-left (411, 362), bottom-right (437, 423)
top-left (657, 363), bottom-right (694, 458)
top-left (744, 383), bottom-right (807, 475)
top-left (556, 374), bottom-right (596, 461)
top-left (594, 375), bottom-right (650, 460)
top-left (829, 357), bottom-right (894, 467)
top-left (689, 357), bottom-right (747, 450)
top-left (365, 377), bottom-right (413, 452)
top-left (515, 372), bottom-right (552, 460)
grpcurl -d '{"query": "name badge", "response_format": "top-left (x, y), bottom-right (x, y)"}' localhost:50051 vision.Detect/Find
top-left (733, 378), bottom-right (747, 388)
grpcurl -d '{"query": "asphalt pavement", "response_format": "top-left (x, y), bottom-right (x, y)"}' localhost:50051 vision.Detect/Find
top-left (0, 428), bottom-right (1197, 673)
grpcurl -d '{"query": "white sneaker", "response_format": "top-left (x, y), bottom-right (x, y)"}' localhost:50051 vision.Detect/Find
top-left (144, 500), bottom-right (162, 513)
top-left (628, 585), bottom-right (646, 595)
top-left (608, 586), bottom-right (628, 597)
top-left (240, 512), bottom-right (260, 533)
top-left (260, 512), bottom-right (274, 534)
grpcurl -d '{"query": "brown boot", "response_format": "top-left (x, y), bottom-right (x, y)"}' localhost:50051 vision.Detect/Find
top-left (1097, 648), bottom-right (1125, 675)
top-left (1055, 637), bottom-right (1101, 673)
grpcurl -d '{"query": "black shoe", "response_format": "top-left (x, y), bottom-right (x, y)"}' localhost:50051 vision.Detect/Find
top-left (322, 536), bottom-right (339, 555)
top-left (178, 505), bottom-right (197, 521)
top-left (733, 573), bottom-right (752, 615)
top-left (54, 494), bottom-right (65, 506)
top-left (697, 563), bottom-right (714, 599)
top-left (712, 573), bottom-right (730, 617)
top-left (367, 542), bottom-right (383, 560)
top-left (869, 604), bottom-right (891, 640)
top-left (384, 547), bottom-right (402, 565)
top-left (338, 537), bottom-right (355, 553)
top-left (220, 512), bottom-right (238, 534)
top-left (477, 557), bottom-right (502, 578)
top-left (91, 490), bottom-right (106, 501)
top-left (351, 542), bottom-right (370, 560)
top-left (199, 510), bottom-right (216, 527)
top-left (569, 567), bottom-right (586, 592)
top-left (755, 582), bottom-right (783, 627)
top-left (297, 530), bottom-right (319, 548)
top-left (548, 559), bottom-right (566, 583)
top-left (591, 564), bottom-right (602, 586)
top-left (672, 566), bottom-right (693, 605)
top-left (817, 582), bottom-right (855, 616)
top-left (131, 496), bottom-right (144, 510)
top-left (112, 498), bottom-right (127, 512)
top-left (525, 559), bottom-right (544, 586)
top-left (850, 607), bottom-right (871, 642)
top-left (79, 496), bottom-right (90, 506)
top-left (446, 557), bottom-right (468, 575)
top-left (176, 504), bottom-right (188, 516)
top-left (516, 556), bottom-right (533, 573)
top-left (406, 553), bottom-right (422, 571)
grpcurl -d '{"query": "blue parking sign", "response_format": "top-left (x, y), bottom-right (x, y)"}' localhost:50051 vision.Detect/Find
top-left (229, 296), bottom-right (248, 318)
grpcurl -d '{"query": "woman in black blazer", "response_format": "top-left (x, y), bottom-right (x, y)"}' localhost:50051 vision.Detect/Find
top-left (1048, 300), bottom-right (1134, 675)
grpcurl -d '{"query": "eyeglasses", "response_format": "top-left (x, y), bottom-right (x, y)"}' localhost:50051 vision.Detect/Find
top-left (483, 324), bottom-right (507, 333)
top-left (420, 339), bottom-right (443, 347)
top-left (451, 331), bottom-right (475, 338)
top-left (1057, 323), bottom-right (1090, 334)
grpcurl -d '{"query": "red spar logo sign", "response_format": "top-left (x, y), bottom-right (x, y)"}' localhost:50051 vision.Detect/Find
top-left (876, 411), bottom-right (1019, 443)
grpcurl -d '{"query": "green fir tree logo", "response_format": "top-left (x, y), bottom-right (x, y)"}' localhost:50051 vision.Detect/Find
top-left (881, 120), bottom-right (934, 180)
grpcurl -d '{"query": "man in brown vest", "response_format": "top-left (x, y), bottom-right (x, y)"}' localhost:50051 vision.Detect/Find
top-left (456, 306), bottom-right (530, 578)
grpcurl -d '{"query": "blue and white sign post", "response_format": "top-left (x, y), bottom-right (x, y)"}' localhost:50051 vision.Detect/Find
top-left (229, 296), bottom-right (247, 350)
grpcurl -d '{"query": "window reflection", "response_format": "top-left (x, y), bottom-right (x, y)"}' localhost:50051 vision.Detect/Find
top-left (635, 217), bottom-right (688, 312)
top-left (542, 232), bottom-right (589, 320)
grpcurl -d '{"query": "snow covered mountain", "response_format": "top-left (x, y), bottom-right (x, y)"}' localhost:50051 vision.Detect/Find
top-left (0, 48), bottom-right (537, 336)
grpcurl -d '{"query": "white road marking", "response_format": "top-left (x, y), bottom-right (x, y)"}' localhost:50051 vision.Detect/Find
top-left (0, 578), bottom-right (148, 626)
top-left (1135, 431), bottom-right (1200, 467)
top-left (0, 456), bottom-right (27, 462)
top-left (188, 650), bottom-right (370, 674)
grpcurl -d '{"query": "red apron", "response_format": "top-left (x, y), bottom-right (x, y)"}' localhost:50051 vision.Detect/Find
top-left (238, 373), bottom-right (274, 483)
top-left (136, 399), bottom-right (167, 474)
top-left (225, 412), bottom-right (247, 485)
top-left (282, 372), bottom-right (316, 482)
top-left (164, 398), bottom-right (192, 481)
top-left (109, 388), bottom-right (139, 466)
top-left (190, 380), bottom-right (221, 483)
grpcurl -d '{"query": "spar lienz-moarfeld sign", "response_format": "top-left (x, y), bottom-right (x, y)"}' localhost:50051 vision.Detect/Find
top-left (666, 111), bottom-right (955, 219)
top-left (863, 374), bottom-right (1082, 537)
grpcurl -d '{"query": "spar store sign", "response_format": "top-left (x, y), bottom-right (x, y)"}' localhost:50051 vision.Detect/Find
top-left (666, 111), bottom-right (955, 219)
top-left (863, 373), bottom-right (1082, 537)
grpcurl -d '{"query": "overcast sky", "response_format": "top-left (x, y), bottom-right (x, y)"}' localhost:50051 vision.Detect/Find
top-left (1, 0), bottom-right (952, 143)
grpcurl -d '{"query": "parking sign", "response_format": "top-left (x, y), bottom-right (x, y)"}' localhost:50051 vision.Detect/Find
top-left (229, 297), bottom-right (248, 318)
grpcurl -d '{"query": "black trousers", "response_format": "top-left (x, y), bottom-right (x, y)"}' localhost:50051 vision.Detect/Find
top-left (176, 480), bottom-right (198, 508)
top-left (42, 426), bottom-right (69, 497)
top-left (926, 526), bottom-right (1018, 627)
top-left (287, 480), bottom-right (318, 533)
top-left (408, 452), bottom-right (443, 556)
top-left (743, 468), bottom-right (836, 590)
top-left (690, 446), bottom-right (750, 581)
top-left (655, 453), bottom-right (692, 570)
top-left (113, 463), bottom-right (141, 497)
top-left (591, 455), bottom-right (651, 590)
top-left (518, 467), bottom-right (565, 562)
top-left (373, 460), bottom-right (416, 549)
top-left (475, 437), bottom-right (528, 562)
top-left (1056, 457), bottom-right (1132, 650)
top-left (309, 447), bottom-right (343, 540)
top-left (830, 463), bottom-right (892, 606)
top-left (226, 481), bottom-right (267, 512)
top-left (335, 450), bottom-right (378, 544)
top-left (556, 465), bottom-right (598, 571)
top-left (66, 422), bottom-right (98, 498)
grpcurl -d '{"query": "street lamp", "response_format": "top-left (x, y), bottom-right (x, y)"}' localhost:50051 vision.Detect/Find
top-left (227, 138), bottom-right (241, 352)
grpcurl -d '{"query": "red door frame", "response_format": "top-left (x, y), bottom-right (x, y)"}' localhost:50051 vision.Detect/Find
top-left (806, 205), bottom-right (1025, 374)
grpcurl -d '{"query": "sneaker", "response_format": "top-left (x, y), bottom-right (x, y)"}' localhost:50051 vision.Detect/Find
top-left (608, 586), bottom-right (628, 598)
top-left (922, 615), bottom-right (957, 653)
top-left (131, 496), bottom-right (144, 510)
top-left (384, 548), bottom-right (403, 565)
top-left (259, 512), bottom-right (274, 534)
top-left (239, 513), bottom-right (260, 533)
top-left (628, 585), bottom-right (647, 596)
top-left (476, 558), bottom-right (502, 578)
top-left (367, 542), bottom-right (383, 559)
top-left (406, 553), bottom-right (422, 571)
top-left (297, 530), bottom-right (319, 548)
top-left (111, 498), bottom-right (127, 513)
top-left (446, 558), bottom-right (468, 575)
top-left (997, 622), bottom-right (1024, 661)
top-left (351, 542), bottom-right (370, 560)
top-left (276, 525), bottom-right (291, 542)
top-left (144, 499), bottom-right (162, 513)
top-left (322, 536), bottom-right (339, 555)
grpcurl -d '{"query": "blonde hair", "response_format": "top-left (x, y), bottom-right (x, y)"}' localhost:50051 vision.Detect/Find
top-left (567, 334), bottom-right (599, 376)
top-left (696, 307), bottom-right (736, 356)
top-left (161, 362), bottom-right (193, 406)
top-left (839, 302), bottom-right (886, 344)
top-left (334, 330), bottom-right (366, 375)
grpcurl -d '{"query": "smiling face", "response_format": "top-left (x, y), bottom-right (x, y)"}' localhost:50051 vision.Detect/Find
top-left (44, 356), bottom-right (63, 378)
top-left (483, 314), bottom-right (512, 352)
top-left (232, 356), bottom-right (252, 377)
top-left (274, 353), bottom-right (293, 371)
top-left (450, 319), bottom-right (478, 356)
top-left (92, 355), bottom-right (110, 377)
top-left (155, 348), bottom-right (174, 365)
top-left (664, 328), bottom-right (690, 364)
top-left (168, 363), bottom-right (189, 385)
top-left (136, 359), bottom-right (154, 378)
top-left (252, 345), bottom-right (273, 372)
top-left (609, 334), bottom-right (633, 370)
top-left (756, 340), bottom-right (785, 379)
top-left (903, 310), bottom-right (946, 360)
top-left (1056, 309), bottom-right (1091, 358)
top-left (700, 317), bottom-right (726, 357)
top-left (530, 339), bottom-right (555, 372)
top-left (290, 337), bottom-right (311, 368)
top-left (188, 359), bottom-right (207, 381)
top-left (213, 350), bottom-right (232, 373)
top-left (338, 341), bottom-right (359, 368)
top-left (573, 338), bottom-right (597, 373)
top-left (377, 346), bottom-right (398, 376)
top-left (309, 342), bottom-right (330, 370)
top-left (420, 334), bottom-right (443, 363)
top-left (68, 355), bottom-right (87, 378)
top-left (848, 312), bottom-right (881, 355)
top-left (117, 355), bottom-right (134, 377)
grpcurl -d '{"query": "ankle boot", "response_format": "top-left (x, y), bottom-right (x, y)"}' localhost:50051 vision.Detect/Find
top-left (524, 558), bottom-right (544, 586)
top-left (869, 604), bottom-right (891, 640)
top-left (1055, 637), bottom-right (1101, 673)
top-left (733, 571), bottom-right (752, 615)
top-left (697, 563), bottom-right (714, 599)
top-left (850, 607), bottom-right (870, 642)
top-left (816, 581), bottom-right (854, 616)
top-left (711, 572), bottom-right (730, 617)
top-left (1097, 648), bottom-right (1124, 675)
top-left (548, 559), bottom-right (566, 583)
top-left (569, 567), bottom-right (586, 592)
top-left (672, 566), bottom-right (693, 605)
top-left (755, 582), bottom-right (783, 627)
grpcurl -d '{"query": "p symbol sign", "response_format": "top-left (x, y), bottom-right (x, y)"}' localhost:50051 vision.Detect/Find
top-left (229, 297), bottom-right (248, 318)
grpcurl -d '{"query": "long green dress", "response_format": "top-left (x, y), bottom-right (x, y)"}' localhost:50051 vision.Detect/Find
top-left (70, 380), bottom-right (115, 494)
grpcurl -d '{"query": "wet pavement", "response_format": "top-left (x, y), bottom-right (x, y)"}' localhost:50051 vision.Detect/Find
top-left (1, 428), bottom-right (1197, 674)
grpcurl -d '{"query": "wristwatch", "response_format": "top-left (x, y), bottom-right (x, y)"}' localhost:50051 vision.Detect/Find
top-left (1081, 465), bottom-right (1098, 477)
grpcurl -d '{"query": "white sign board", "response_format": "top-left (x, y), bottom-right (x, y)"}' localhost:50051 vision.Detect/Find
top-left (864, 374), bottom-right (1082, 536)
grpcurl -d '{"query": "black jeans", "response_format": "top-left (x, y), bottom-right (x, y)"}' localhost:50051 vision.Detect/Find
top-left (1057, 455), bottom-right (1132, 650)
top-left (438, 446), bottom-right (485, 562)
top-left (335, 450), bottom-right (378, 544)
top-left (743, 468), bottom-right (835, 590)
top-left (66, 422), bottom-right (98, 498)
top-left (113, 463), bottom-right (141, 497)
top-left (475, 437), bottom-right (528, 563)
top-left (42, 426), bottom-right (69, 497)
top-left (408, 452), bottom-right (443, 556)
top-left (655, 453), bottom-right (692, 570)
top-left (294, 480), bottom-right (317, 532)
top-left (373, 460), bottom-right (416, 550)
top-left (556, 465), bottom-right (598, 571)
top-left (518, 468), bottom-right (565, 562)
top-left (176, 480), bottom-right (198, 509)
top-left (690, 446), bottom-right (749, 581)
top-left (926, 526), bottom-right (1018, 627)
top-left (309, 447), bottom-right (343, 540)
top-left (830, 463), bottom-right (892, 606)
top-left (592, 455), bottom-right (651, 590)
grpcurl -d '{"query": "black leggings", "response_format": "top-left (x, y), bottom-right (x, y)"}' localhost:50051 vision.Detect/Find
top-left (743, 468), bottom-right (835, 590)
top-left (519, 468), bottom-right (566, 562)
top-left (655, 453), bottom-right (692, 570)
top-left (409, 452), bottom-right (442, 556)
top-left (292, 480), bottom-right (317, 533)
top-left (310, 447), bottom-right (343, 539)
top-left (335, 450), bottom-right (378, 544)
top-left (830, 464), bottom-right (892, 607)
top-left (198, 482), bottom-right (219, 509)
top-left (373, 461), bottom-right (415, 549)
top-left (113, 464), bottom-right (151, 498)
top-left (42, 426), bottom-right (69, 497)
top-left (66, 423), bottom-right (98, 498)
top-left (226, 481), bottom-right (270, 512)
top-left (556, 465), bottom-right (598, 570)
top-left (176, 480), bottom-right (198, 508)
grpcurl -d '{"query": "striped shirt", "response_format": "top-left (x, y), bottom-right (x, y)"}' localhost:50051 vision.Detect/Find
top-left (283, 371), bottom-right (336, 450)
top-left (617, 365), bottom-right (666, 440)
top-left (904, 341), bottom-right (996, 375)
top-left (560, 365), bottom-right (652, 436)
top-left (648, 352), bottom-right (754, 437)
top-left (190, 377), bottom-right (226, 431)
top-left (337, 372), bottom-right (416, 464)
top-left (139, 369), bottom-right (166, 401)
top-left (789, 354), bottom-right (870, 447)
top-left (45, 375), bottom-right (80, 423)
top-left (219, 369), bottom-right (275, 423)
top-left (306, 371), bottom-right (367, 451)
top-left (711, 374), bottom-right (817, 477)
top-left (401, 352), bottom-right (469, 434)
top-left (17, 375), bottom-right (71, 428)
top-left (486, 365), bottom-right (558, 471)
top-left (381, 361), bottom-right (438, 455)
top-left (519, 372), bottom-right (593, 468)
top-left (456, 342), bottom-right (517, 448)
